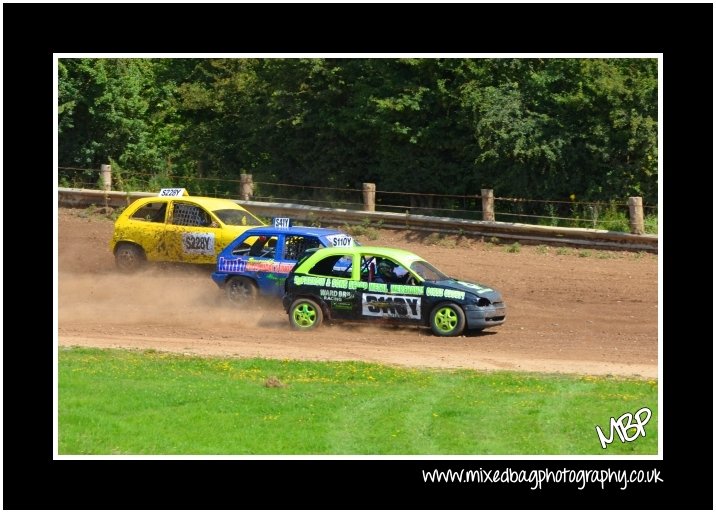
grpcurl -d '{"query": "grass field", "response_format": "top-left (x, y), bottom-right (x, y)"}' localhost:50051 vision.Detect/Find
top-left (59, 347), bottom-right (658, 455)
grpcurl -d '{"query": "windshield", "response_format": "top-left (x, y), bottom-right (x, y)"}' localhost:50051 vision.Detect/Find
top-left (409, 260), bottom-right (449, 282)
top-left (213, 209), bottom-right (264, 227)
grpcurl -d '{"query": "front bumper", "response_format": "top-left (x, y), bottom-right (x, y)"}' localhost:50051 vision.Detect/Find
top-left (282, 294), bottom-right (293, 313)
top-left (210, 271), bottom-right (228, 288)
top-left (463, 303), bottom-right (506, 330)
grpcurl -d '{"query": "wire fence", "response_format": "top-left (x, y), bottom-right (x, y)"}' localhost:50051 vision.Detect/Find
top-left (58, 166), bottom-right (659, 234)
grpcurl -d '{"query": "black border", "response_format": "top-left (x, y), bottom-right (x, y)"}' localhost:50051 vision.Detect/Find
top-left (4, 2), bottom-right (712, 510)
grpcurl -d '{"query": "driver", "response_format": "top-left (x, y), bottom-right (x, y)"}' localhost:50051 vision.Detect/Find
top-left (376, 259), bottom-right (399, 283)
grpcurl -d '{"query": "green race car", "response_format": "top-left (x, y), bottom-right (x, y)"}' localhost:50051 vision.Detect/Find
top-left (282, 246), bottom-right (506, 336)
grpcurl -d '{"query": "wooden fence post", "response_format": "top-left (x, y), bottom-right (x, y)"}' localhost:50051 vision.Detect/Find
top-left (239, 174), bottom-right (253, 201)
top-left (362, 182), bottom-right (376, 211)
top-left (481, 188), bottom-right (495, 222)
top-left (628, 196), bottom-right (644, 235)
top-left (100, 164), bottom-right (112, 191)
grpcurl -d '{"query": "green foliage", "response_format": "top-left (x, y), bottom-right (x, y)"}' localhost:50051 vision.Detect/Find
top-left (595, 202), bottom-right (630, 232)
top-left (306, 212), bottom-right (321, 227)
top-left (342, 218), bottom-right (380, 240)
top-left (505, 242), bottom-right (521, 253)
top-left (58, 58), bottom-right (189, 187)
top-left (58, 58), bottom-right (658, 206)
top-left (59, 348), bottom-right (658, 455)
top-left (425, 232), bottom-right (456, 248)
top-left (644, 213), bottom-right (658, 234)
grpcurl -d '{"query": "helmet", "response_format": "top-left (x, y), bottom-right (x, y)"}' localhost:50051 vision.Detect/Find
top-left (377, 260), bottom-right (395, 278)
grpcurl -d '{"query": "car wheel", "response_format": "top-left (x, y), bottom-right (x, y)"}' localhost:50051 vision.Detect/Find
top-left (226, 277), bottom-right (258, 305)
top-left (289, 298), bottom-right (323, 330)
top-left (430, 302), bottom-right (466, 336)
top-left (114, 243), bottom-right (145, 273)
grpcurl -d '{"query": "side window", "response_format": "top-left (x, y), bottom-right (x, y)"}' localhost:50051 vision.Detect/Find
top-left (248, 236), bottom-right (277, 258)
top-left (130, 202), bottom-right (167, 223)
top-left (308, 254), bottom-right (353, 278)
top-left (172, 203), bottom-right (212, 227)
top-left (231, 242), bottom-right (252, 256)
top-left (284, 236), bottom-right (321, 261)
top-left (360, 256), bottom-right (378, 282)
top-left (369, 256), bottom-right (408, 284)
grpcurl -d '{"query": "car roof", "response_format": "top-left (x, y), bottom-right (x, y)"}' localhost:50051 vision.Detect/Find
top-left (132, 195), bottom-right (251, 211)
top-left (239, 226), bottom-right (350, 237)
top-left (305, 245), bottom-right (422, 260)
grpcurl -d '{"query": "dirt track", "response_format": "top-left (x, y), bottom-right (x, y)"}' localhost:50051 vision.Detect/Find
top-left (57, 208), bottom-right (659, 378)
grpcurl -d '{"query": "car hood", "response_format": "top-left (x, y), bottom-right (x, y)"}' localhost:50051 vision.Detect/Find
top-left (432, 279), bottom-right (503, 302)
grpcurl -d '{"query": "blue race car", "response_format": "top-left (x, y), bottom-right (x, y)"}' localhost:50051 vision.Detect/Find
top-left (211, 219), bottom-right (356, 304)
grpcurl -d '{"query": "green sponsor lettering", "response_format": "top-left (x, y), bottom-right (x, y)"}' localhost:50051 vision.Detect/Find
top-left (331, 278), bottom-right (349, 289)
top-left (390, 284), bottom-right (425, 296)
top-left (368, 282), bottom-right (388, 293)
top-left (295, 276), bottom-right (326, 287)
top-left (444, 289), bottom-right (465, 300)
top-left (426, 287), bottom-right (444, 297)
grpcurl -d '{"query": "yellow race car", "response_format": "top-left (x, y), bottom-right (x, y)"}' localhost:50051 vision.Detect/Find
top-left (110, 189), bottom-right (265, 272)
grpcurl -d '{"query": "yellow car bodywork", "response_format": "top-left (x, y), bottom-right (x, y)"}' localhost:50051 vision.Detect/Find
top-left (111, 195), bottom-right (265, 270)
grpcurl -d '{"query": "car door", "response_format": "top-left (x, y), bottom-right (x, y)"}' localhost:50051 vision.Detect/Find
top-left (264, 234), bottom-right (322, 295)
top-left (160, 201), bottom-right (222, 264)
top-left (241, 234), bottom-right (284, 295)
top-left (357, 253), bottom-right (421, 321)
top-left (300, 252), bottom-right (361, 320)
top-left (123, 200), bottom-right (170, 260)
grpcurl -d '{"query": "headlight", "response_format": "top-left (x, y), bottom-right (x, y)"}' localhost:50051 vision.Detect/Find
top-left (473, 296), bottom-right (491, 307)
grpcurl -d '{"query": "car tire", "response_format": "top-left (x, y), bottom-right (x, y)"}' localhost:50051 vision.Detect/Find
top-left (114, 243), bottom-right (145, 273)
top-left (429, 302), bottom-right (466, 337)
top-left (226, 277), bottom-right (258, 305)
top-left (289, 298), bottom-right (324, 330)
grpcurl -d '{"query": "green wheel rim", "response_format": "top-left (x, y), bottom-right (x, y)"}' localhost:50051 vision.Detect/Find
top-left (293, 303), bottom-right (317, 328)
top-left (434, 306), bottom-right (458, 333)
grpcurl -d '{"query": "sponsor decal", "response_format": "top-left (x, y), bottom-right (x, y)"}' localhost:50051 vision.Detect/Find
top-left (457, 281), bottom-right (493, 293)
top-left (217, 256), bottom-right (247, 273)
top-left (368, 282), bottom-right (389, 293)
top-left (319, 289), bottom-right (354, 300)
top-left (182, 232), bottom-right (215, 255)
top-left (217, 258), bottom-right (294, 274)
top-left (245, 259), bottom-right (295, 274)
top-left (426, 287), bottom-right (444, 297)
top-left (326, 234), bottom-right (354, 247)
top-left (389, 284), bottom-right (424, 296)
top-left (444, 289), bottom-right (466, 300)
top-left (426, 287), bottom-right (466, 300)
top-left (327, 279), bottom-right (368, 290)
top-left (264, 273), bottom-right (286, 283)
top-left (329, 278), bottom-right (350, 289)
top-left (362, 294), bottom-right (421, 319)
top-left (294, 276), bottom-right (327, 287)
